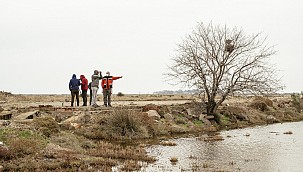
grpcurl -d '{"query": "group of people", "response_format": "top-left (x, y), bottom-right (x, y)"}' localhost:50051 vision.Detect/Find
top-left (68, 70), bottom-right (122, 107)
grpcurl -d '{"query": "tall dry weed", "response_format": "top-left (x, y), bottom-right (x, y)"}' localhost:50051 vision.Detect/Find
top-left (105, 109), bottom-right (156, 139)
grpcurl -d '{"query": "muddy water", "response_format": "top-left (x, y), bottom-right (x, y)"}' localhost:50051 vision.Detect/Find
top-left (144, 121), bottom-right (303, 172)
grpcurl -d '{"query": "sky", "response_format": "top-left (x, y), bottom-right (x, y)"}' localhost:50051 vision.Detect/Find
top-left (0, 0), bottom-right (303, 94)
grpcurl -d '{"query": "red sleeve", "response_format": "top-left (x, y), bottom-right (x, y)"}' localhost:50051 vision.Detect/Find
top-left (112, 76), bottom-right (122, 80)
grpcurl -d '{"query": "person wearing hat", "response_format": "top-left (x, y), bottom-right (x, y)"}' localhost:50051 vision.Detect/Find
top-left (101, 71), bottom-right (122, 107)
top-left (91, 70), bottom-right (102, 107)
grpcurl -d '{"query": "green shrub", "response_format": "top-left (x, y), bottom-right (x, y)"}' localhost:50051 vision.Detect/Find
top-left (193, 120), bottom-right (203, 127)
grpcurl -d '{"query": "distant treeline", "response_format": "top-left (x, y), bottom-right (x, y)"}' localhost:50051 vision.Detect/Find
top-left (153, 89), bottom-right (199, 95)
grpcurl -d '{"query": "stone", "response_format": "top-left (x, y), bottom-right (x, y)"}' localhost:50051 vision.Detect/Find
top-left (266, 115), bottom-right (280, 124)
top-left (63, 114), bottom-right (85, 123)
top-left (0, 120), bottom-right (11, 126)
top-left (199, 114), bottom-right (205, 121)
top-left (164, 113), bottom-right (174, 121)
top-left (186, 109), bottom-right (193, 116)
top-left (187, 121), bottom-right (194, 128)
top-left (146, 110), bottom-right (161, 120)
top-left (143, 104), bottom-right (159, 112)
top-left (201, 117), bottom-right (212, 126)
top-left (0, 111), bottom-right (12, 120)
top-left (13, 110), bottom-right (41, 120)
top-left (205, 115), bottom-right (214, 119)
top-left (44, 143), bottom-right (74, 158)
top-left (236, 114), bottom-right (249, 121)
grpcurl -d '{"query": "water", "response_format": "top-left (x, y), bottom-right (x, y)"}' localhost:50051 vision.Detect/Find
top-left (144, 121), bottom-right (303, 172)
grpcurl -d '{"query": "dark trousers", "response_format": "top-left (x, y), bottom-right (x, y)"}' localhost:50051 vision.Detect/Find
top-left (81, 90), bottom-right (87, 106)
top-left (89, 89), bottom-right (92, 105)
top-left (71, 90), bottom-right (79, 107)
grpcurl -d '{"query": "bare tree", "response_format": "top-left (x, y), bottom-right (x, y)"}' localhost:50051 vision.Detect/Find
top-left (167, 22), bottom-right (282, 120)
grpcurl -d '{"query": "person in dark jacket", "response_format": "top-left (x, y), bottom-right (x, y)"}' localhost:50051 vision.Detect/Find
top-left (88, 82), bottom-right (92, 105)
top-left (69, 74), bottom-right (80, 107)
top-left (80, 75), bottom-right (88, 106)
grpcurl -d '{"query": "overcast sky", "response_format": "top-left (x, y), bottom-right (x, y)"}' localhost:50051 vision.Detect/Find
top-left (1, 0), bottom-right (302, 94)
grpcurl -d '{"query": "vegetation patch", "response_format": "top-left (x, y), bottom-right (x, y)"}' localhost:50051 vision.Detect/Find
top-left (32, 116), bottom-right (60, 137)
top-left (104, 109), bottom-right (157, 140)
top-left (89, 141), bottom-right (156, 162)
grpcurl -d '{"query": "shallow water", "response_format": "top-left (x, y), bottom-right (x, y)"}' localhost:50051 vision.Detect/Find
top-left (144, 121), bottom-right (303, 172)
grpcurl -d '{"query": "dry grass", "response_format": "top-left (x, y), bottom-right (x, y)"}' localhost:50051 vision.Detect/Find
top-left (121, 160), bottom-right (142, 171)
top-left (32, 116), bottom-right (60, 137)
top-left (170, 157), bottom-right (178, 164)
top-left (0, 128), bottom-right (47, 161)
top-left (89, 141), bottom-right (156, 163)
top-left (103, 109), bottom-right (157, 140)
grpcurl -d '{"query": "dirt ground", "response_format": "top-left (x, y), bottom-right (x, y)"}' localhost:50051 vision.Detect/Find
top-left (1, 92), bottom-right (303, 171)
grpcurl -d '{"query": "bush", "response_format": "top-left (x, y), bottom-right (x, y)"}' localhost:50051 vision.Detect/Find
top-left (249, 97), bottom-right (272, 112)
top-left (7, 138), bottom-right (40, 158)
top-left (33, 116), bottom-right (60, 137)
top-left (0, 145), bottom-right (12, 160)
top-left (117, 92), bottom-right (124, 97)
top-left (105, 110), bottom-right (156, 139)
top-left (290, 93), bottom-right (303, 112)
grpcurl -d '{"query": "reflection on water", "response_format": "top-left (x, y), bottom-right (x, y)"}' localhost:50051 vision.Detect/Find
top-left (144, 121), bottom-right (303, 172)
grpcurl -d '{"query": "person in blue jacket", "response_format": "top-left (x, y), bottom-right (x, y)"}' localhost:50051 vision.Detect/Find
top-left (69, 74), bottom-right (80, 107)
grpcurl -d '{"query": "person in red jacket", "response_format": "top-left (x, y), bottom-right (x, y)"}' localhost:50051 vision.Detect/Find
top-left (80, 75), bottom-right (89, 106)
top-left (101, 71), bottom-right (122, 107)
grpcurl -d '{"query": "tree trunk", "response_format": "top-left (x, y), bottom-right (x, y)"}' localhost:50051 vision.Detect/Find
top-left (206, 99), bottom-right (221, 124)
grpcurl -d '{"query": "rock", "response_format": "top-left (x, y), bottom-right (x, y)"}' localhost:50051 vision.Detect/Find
top-left (0, 142), bottom-right (10, 159)
top-left (143, 104), bottom-right (159, 112)
top-left (70, 122), bottom-right (82, 129)
top-left (186, 108), bottom-right (199, 118)
top-left (63, 114), bottom-right (85, 123)
top-left (0, 120), bottom-right (11, 126)
top-left (0, 106), bottom-right (3, 113)
top-left (204, 126), bottom-right (217, 132)
top-left (164, 113), bottom-right (173, 121)
top-left (199, 114), bottom-right (205, 121)
top-left (199, 114), bottom-right (212, 126)
top-left (236, 114), bottom-right (249, 121)
top-left (146, 110), bottom-right (161, 120)
top-left (205, 115), bottom-right (214, 120)
top-left (202, 118), bottom-right (212, 126)
top-left (199, 134), bottom-right (224, 141)
top-left (0, 111), bottom-right (12, 120)
top-left (266, 115), bottom-right (280, 124)
top-left (170, 124), bottom-right (189, 134)
top-left (13, 110), bottom-right (41, 120)
top-left (187, 121), bottom-right (194, 128)
top-left (44, 143), bottom-right (74, 158)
